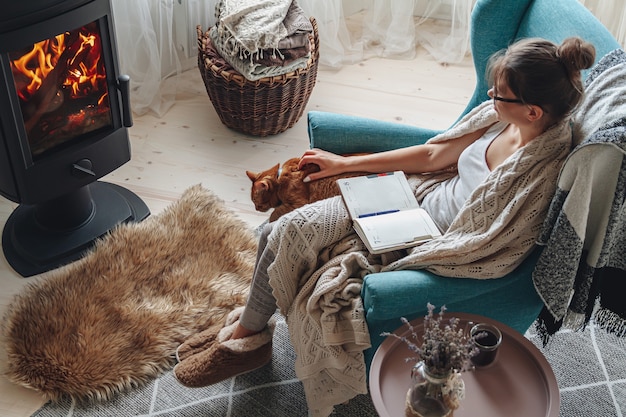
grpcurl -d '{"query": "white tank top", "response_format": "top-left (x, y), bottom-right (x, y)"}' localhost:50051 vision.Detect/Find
top-left (421, 121), bottom-right (508, 232)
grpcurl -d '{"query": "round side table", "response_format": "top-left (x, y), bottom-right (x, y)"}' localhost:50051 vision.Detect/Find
top-left (369, 313), bottom-right (560, 417)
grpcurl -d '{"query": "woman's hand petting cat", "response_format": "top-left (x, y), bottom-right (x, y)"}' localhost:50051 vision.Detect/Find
top-left (299, 149), bottom-right (351, 182)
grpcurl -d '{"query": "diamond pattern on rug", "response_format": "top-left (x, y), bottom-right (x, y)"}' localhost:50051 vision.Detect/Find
top-left (526, 321), bottom-right (626, 417)
top-left (32, 316), bottom-right (625, 417)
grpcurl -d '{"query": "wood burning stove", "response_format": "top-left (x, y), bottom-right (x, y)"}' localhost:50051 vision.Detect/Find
top-left (0, 0), bottom-right (150, 277)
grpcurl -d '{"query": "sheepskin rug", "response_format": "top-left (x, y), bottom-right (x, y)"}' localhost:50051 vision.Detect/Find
top-left (2, 185), bottom-right (257, 402)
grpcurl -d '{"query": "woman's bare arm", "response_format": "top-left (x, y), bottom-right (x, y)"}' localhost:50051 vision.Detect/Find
top-left (299, 126), bottom-right (490, 182)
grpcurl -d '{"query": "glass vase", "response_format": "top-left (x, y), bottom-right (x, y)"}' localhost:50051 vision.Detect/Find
top-left (405, 361), bottom-right (462, 417)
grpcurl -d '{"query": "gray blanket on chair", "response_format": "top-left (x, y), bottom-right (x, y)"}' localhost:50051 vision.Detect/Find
top-left (533, 49), bottom-right (626, 340)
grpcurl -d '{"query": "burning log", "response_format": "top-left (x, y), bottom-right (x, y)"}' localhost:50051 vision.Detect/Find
top-left (9, 22), bottom-right (111, 156)
top-left (20, 31), bottom-right (82, 132)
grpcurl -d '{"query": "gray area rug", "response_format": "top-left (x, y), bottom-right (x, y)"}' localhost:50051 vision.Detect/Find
top-left (32, 315), bottom-right (626, 417)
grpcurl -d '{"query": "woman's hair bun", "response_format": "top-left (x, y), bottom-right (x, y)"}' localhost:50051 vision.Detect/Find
top-left (558, 37), bottom-right (596, 73)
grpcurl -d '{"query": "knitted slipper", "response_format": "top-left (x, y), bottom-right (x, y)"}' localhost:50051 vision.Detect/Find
top-left (175, 306), bottom-right (246, 362)
top-left (173, 316), bottom-right (275, 388)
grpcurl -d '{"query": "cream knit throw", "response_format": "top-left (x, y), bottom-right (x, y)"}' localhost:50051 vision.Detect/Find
top-left (267, 101), bottom-right (572, 416)
top-left (212, 0), bottom-right (312, 80)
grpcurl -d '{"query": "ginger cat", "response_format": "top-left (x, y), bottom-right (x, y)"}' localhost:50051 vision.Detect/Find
top-left (246, 157), bottom-right (364, 222)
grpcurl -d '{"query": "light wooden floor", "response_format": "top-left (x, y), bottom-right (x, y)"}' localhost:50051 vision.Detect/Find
top-left (0, 42), bottom-right (475, 416)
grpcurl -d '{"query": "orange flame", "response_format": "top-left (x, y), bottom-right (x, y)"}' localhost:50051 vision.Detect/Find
top-left (10, 34), bottom-right (64, 100)
top-left (10, 24), bottom-right (107, 103)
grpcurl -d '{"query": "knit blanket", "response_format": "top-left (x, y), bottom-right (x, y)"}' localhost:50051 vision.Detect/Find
top-left (533, 49), bottom-right (626, 340)
top-left (266, 100), bottom-right (573, 416)
top-left (211, 0), bottom-right (313, 80)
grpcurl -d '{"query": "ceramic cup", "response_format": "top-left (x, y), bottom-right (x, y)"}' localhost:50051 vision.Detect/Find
top-left (470, 323), bottom-right (502, 366)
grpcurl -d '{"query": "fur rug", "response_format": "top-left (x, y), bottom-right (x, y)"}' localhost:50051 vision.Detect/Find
top-left (2, 185), bottom-right (257, 403)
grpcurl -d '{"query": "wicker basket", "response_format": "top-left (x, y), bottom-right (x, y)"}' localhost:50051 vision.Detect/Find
top-left (197, 17), bottom-right (319, 137)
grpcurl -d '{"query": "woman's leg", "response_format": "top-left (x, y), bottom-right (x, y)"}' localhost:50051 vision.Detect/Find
top-left (235, 195), bottom-right (354, 337)
top-left (235, 222), bottom-right (278, 336)
top-left (173, 222), bottom-right (278, 387)
top-left (175, 197), bottom-right (355, 387)
top-left (175, 222), bottom-right (278, 361)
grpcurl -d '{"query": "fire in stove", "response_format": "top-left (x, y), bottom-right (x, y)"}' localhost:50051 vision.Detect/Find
top-left (10, 21), bottom-right (112, 158)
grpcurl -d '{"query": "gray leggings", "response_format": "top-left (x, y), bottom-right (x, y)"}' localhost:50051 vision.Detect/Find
top-left (239, 222), bottom-right (278, 332)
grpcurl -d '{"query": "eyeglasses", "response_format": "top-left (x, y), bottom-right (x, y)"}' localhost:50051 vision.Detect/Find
top-left (489, 86), bottom-right (524, 104)
top-left (492, 95), bottom-right (524, 104)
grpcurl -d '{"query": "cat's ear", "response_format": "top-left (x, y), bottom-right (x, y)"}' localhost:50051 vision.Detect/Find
top-left (246, 170), bottom-right (257, 182)
top-left (270, 163), bottom-right (280, 174)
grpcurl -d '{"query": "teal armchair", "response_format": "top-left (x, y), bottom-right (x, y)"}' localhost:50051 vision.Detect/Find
top-left (306, 0), bottom-right (621, 365)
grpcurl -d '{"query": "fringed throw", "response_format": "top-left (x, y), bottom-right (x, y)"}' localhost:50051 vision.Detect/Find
top-left (211, 0), bottom-right (313, 80)
top-left (533, 49), bottom-right (626, 343)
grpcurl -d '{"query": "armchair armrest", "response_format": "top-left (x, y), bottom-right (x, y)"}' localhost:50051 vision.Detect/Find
top-left (362, 268), bottom-right (536, 322)
top-left (307, 111), bottom-right (442, 154)
top-left (362, 247), bottom-right (544, 364)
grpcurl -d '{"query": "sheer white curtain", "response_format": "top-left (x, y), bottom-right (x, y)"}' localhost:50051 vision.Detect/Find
top-left (110, 0), bottom-right (625, 118)
top-left (579, 0), bottom-right (626, 47)
top-left (110, 1), bottom-right (178, 117)
top-left (297, 0), bottom-right (473, 67)
top-left (110, 0), bottom-right (472, 116)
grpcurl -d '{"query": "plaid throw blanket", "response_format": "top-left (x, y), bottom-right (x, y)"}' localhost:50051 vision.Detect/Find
top-left (533, 49), bottom-right (626, 341)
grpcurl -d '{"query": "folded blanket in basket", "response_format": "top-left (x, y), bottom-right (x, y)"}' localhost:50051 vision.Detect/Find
top-left (212, 0), bottom-right (313, 80)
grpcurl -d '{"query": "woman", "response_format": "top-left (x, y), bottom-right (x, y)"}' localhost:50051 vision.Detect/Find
top-left (174, 37), bottom-right (595, 415)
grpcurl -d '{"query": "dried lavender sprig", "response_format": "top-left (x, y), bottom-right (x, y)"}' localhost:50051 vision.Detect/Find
top-left (380, 304), bottom-right (485, 375)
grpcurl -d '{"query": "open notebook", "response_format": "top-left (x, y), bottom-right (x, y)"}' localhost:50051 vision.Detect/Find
top-left (337, 171), bottom-right (442, 254)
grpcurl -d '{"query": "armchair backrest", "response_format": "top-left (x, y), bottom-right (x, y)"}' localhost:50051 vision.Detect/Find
top-left (461, 0), bottom-right (621, 121)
